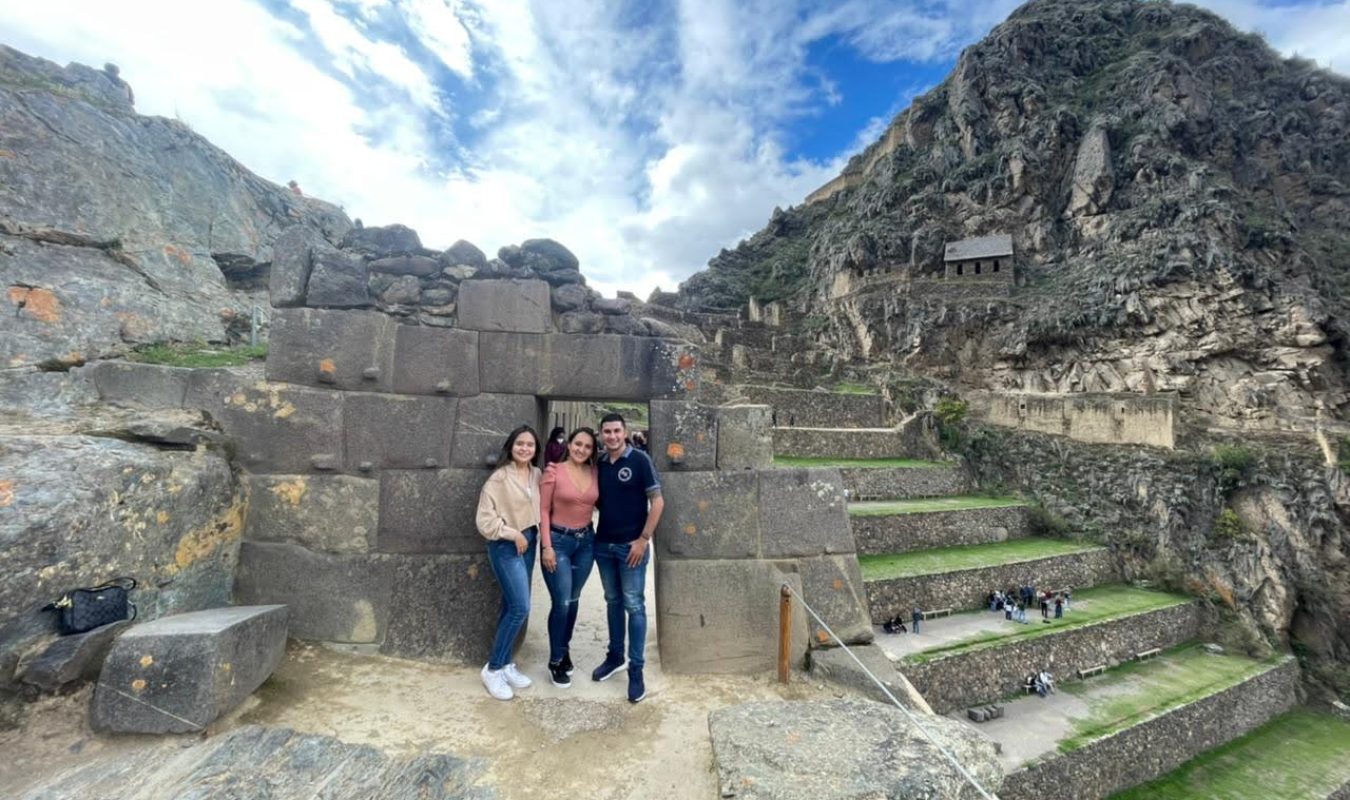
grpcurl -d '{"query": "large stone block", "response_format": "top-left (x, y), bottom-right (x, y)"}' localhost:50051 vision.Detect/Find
top-left (648, 400), bottom-right (716, 471)
top-left (450, 393), bottom-right (541, 468)
top-left (268, 225), bottom-right (321, 307)
top-left (456, 279), bottom-right (551, 333)
top-left (479, 333), bottom-right (698, 400)
top-left (306, 244), bottom-right (372, 308)
top-left (243, 475), bottom-right (377, 553)
top-left (656, 559), bottom-right (808, 674)
top-left (656, 471), bottom-right (760, 559)
top-left (796, 555), bottom-right (873, 647)
top-left (87, 361), bottom-right (190, 408)
top-left (266, 307), bottom-right (395, 392)
top-left (380, 554), bottom-right (499, 663)
top-left (377, 469), bottom-right (487, 554)
top-left (186, 374), bottom-right (344, 473)
top-left (16, 620), bottom-right (132, 693)
top-left (716, 404), bottom-right (774, 470)
top-left (758, 468), bottom-right (854, 558)
top-left (391, 326), bottom-right (480, 396)
top-left (91, 605), bottom-right (288, 733)
top-left (344, 393), bottom-right (456, 471)
top-left (234, 542), bottom-right (390, 643)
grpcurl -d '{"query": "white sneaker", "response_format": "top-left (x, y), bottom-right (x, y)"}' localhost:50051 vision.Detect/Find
top-left (503, 663), bottom-right (533, 690)
top-left (481, 664), bottom-right (514, 700)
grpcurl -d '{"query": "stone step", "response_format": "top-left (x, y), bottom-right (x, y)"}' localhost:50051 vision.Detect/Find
top-left (849, 497), bottom-right (1028, 555)
top-left (773, 425), bottom-right (927, 460)
top-left (993, 648), bottom-right (1299, 800)
top-left (873, 585), bottom-right (1197, 713)
top-left (860, 539), bottom-right (1114, 623)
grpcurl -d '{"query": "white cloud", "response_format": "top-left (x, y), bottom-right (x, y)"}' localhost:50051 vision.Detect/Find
top-left (0, 0), bottom-right (1344, 301)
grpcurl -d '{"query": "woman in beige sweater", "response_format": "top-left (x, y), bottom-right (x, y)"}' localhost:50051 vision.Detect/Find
top-left (475, 424), bottom-right (542, 700)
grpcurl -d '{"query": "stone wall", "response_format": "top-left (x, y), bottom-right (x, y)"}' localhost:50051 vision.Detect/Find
top-left (902, 602), bottom-right (1200, 713)
top-left (852, 505), bottom-right (1029, 556)
top-left (908, 278), bottom-right (1013, 301)
top-left (773, 416), bottom-right (933, 460)
top-left (839, 465), bottom-right (970, 500)
top-left (968, 391), bottom-right (1177, 449)
top-left (1001, 657), bottom-right (1300, 800)
top-left (736, 385), bottom-right (887, 428)
top-left (865, 548), bottom-right (1115, 621)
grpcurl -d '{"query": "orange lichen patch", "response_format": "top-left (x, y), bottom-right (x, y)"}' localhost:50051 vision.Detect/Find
top-left (815, 630), bottom-right (829, 643)
top-left (273, 401), bottom-right (297, 420)
top-left (270, 479), bottom-right (308, 507)
top-left (683, 524), bottom-right (697, 536)
top-left (0, 149), bottom-right (16, 159)
top-left (131, 679), bottom-right (147, 692)
top-left (666, 442), bottom-right (686, 460)
top-left (467, 562), bottom-right (480, 579)
top-left (684, 380), bottom-right (696, 391)
top-left (318, 358), bottom-right (337, 376)
top-left (696, 500), bottom-right (710, 512)
top-left (677, 353), bottom-right (695, 370)
top-left (162, 244), bottom-right (192, 265)
top-left (0, 480), bottom-right (14, 507)
top-left (139, 655), bottom-right (154, 667)
top-left (832, 579), bottom-right (844, 591)
top-left (7, 286), bottom-right (61, 322)
top-left (169, 501), bottom-right (244, 574)
top-left (156, 510), bottom-right (170, 525)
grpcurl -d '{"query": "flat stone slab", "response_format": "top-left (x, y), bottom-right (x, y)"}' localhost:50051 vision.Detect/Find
top-left (808, 644), bottom-right (932, 712)
top-left (16, 620), bottom-right (131, 693)
top-left (91, 605), bottom-right (288, 734)
top-left (710, 698), bottom-right (1003, 800)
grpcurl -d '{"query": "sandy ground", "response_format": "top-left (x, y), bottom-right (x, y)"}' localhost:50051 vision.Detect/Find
top-left (0, 554), bottom-right (831, 799)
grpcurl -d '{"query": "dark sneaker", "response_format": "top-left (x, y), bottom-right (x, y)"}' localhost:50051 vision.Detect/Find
top-left (591, 654), bottom-right (627, 682)
top-left (548, 661), bottom-right (572, 688)
top-left (559, 652), bottom-right (574, 676)
top-left (627, 666), bottom-right (646, 703)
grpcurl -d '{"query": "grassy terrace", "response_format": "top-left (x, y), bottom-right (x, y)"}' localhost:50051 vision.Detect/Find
top-left (859, 538), bottom-right (1099, 581)
top-left (902, 585), bottom-right (1190, 665)
top-left (1059, 644), bottom-right (1287, 752)
top-left (129, 342), bottom-right (267, 368)
top-left (773, 456), bottom-right (950, 469)
top-left (1110, 708), bottom-right (1350, 799)
top-left (849, 496), bottom-right (1024, 516)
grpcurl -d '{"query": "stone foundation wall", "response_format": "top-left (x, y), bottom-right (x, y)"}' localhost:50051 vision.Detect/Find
top-left (839, 465), bottom-right (969, 500)
top-left (773, 420), bottom-right (929, 460)
top-left (852, 505), bottom-right (1029, 556)
top-left (902, 602), bottom-right (1200, 713)
top-left (865, 548), bottom-right (1115, 621)
top-left (736, 385), bottom-right (887, 428)
top-left (1001, 657), bottom-right (1300, 800)
top-left (969, 391), bottom-right (1176, 449)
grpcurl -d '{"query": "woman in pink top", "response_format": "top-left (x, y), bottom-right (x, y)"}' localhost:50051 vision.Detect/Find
top-left (538, 427), bottom-right (599, 688)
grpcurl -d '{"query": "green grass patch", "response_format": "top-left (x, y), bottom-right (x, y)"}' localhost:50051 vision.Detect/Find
top-left (128, 342), bottom-right (267, 368)
top-left (849, 496), bottom-right (1025, 516)
top-left (774, 456), bottom-right (950, 469)
top-left (1059, 644), bottom-right (1286, 752)
top-left (832, 381), bottom-right (878, 395)
top-left (859, 538), bottom-right (1100, 580)
top-left (1109, 708), bottom-right (1350, 799)
top-left (902, 585), bottom-right (1190, 665)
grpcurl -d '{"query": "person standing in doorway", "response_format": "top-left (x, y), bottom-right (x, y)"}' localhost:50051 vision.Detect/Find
top-left (591, 413), bottom-right (664, 703)
top-left (475, 425), bottom-right (542, 701)
top-left (544, 426), bottom-right (567, 464)
top-left (539, 427), bottom-right (600, 688)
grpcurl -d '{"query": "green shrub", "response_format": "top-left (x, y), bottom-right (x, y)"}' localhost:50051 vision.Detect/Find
top-left (1211, 445), bottom-right (1255, 493)
top-left (933, 398), bottom-right (969, 450)
top-left (1027, 503), bottom-right (1074, 539)
top-left (1212, 508), bottom-right (1245, 540)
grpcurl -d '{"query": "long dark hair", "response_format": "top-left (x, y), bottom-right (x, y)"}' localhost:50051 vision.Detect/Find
top-left (495, 424), bottom-right (541, 470)
top-left (566, 427), bottom-right (598, 465)
top-left (548, 426), bottom-right (566, 442)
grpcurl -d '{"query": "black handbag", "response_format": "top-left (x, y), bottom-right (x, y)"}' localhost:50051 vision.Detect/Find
top-left (48, 578), bottom-right (137, 635)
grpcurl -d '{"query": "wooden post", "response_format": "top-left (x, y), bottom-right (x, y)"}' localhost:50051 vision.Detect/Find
top-left (778, 584), bottom-right (792, 684)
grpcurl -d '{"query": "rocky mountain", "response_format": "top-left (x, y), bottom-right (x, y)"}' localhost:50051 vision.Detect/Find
top-left (0, 45), bottom-right (351, 369)
top-left (678, 0), bottom-right (1350, 433)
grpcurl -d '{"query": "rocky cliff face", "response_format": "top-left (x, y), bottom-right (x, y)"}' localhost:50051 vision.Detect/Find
top-left (0, 46), bottom-right (351, 369)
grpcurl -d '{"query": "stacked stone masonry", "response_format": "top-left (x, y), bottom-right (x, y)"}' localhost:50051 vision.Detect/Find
top-left (736, 385), bottom-right (887, 428)
top-left (840, 465), bottom-right (970, 501)
top-left (902, 602), bottom-right (1200, 714)
top-left (852, 505), bottom-right (1029, 556)
top-left (773, 424), bottom-right (927, 460)
top-left (969, 391), bottom-right (1177, 449)
top-left (865, 548), bottom-right (1115, 622)
top-left (1001, 658), bottom-right (1299, 800)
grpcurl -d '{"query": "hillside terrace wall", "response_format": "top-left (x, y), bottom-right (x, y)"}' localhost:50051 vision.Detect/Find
top-left (737, 385), bottom-right (887, 429)
top-left (969, 391), bottom-right (1176, 449)
top-left (839, 465), bottom-right (970, 500)
top-left (773, 419), bottom-right (931, 460)
top-left (1001, 657), bottom-right (1300, 800)
top-left (902, 602), bottom-right (1200, 713)
top-left (865, 548), bottom-right (1115, 622)
top-left (852, 505), bottom-right (1029, 556)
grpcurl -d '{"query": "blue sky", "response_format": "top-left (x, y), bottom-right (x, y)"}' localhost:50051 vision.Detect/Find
top-left (1, 0), bottom-right (1346, 298)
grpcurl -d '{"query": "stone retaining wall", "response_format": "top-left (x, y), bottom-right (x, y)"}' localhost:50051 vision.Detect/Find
top-left (839, 465), bottom-right (969, 500)
top-left (902, 602), bottom-right (1200, 713)
top-left (773, 419), bottom-right (930, 460)
top-left (736, 385), bottom-right (887, 428)
top-left (864, 548), bottom-right (1115, 622)
top-left (969, 391), bottom-right (1176, 449)
top-left (852, 505), bottom-right (1029, 556)
top-left (1001, 657), bottom-right (1300, 800)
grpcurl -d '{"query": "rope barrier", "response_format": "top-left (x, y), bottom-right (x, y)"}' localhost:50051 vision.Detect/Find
top-left (781, 582), bottom-right (1000, 800)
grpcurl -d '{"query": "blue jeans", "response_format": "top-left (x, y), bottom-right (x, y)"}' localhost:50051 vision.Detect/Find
top-left (541, 524), bottom-right (595, 664)
top-left (593, 540), bottom-right (649, 669)
top-left (486, 526), bottom-right (537, 670)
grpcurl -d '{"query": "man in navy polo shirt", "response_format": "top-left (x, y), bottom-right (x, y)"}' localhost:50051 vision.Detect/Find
top-left (590, 412), bottom-right (664, 703)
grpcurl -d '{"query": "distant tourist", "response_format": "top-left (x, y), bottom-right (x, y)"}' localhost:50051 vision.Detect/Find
top-left (1054, 595), bottom-right (1064, 619)
top-left (912, 606), bottom-right (922, 634)
top-left (475, 425), bottom-right (542, 701)
top-left (538, 427), bottom-right (600, 688)
top-left (591, 413), bottom-right (664, 703)
top-left (1016, 602), bottom-right (1029, 624)
top-left (631, 430), bottom-right (649, 453)
top-left (544, 426), bottom-right (568, 464)
top-left (1040, 596), bottom-right (1050, 620)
